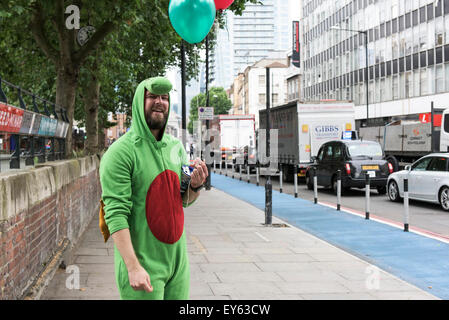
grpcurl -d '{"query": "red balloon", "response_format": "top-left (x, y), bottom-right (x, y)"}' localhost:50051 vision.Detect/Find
top-left (214, 0), bottom-right (234, 10)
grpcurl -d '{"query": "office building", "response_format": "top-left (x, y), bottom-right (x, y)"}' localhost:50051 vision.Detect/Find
top-left (228, 56), bottom-right (288, 129)
top-left (301, 0), bottom-right (449, 126)
top-left (212, 0), bottom-right (291, 89)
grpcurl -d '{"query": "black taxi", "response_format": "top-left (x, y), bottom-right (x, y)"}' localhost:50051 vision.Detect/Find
top-left (305, 140), bottom-right (393, 194)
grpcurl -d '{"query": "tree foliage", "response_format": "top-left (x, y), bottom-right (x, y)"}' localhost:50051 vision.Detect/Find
top-left (188, 87), bottom-right (232, 134)
top-left (0, 0), bottom-right (260, 154)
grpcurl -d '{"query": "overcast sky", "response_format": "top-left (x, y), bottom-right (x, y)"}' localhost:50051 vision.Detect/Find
top-left (289, 0), bottom-right (301, 22)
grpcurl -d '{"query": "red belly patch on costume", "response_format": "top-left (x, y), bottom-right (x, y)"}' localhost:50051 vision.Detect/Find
top-left (145, 170), bottom-right (184, 244)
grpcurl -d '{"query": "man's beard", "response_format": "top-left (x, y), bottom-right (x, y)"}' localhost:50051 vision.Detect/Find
top-left (145, 110), bottom-right (168, 130)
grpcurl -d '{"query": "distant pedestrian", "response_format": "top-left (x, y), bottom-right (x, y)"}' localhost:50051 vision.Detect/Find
top-left (99, 77), bottom-right (208, 300)
top-left (190, 143), bottom-right (194, 160)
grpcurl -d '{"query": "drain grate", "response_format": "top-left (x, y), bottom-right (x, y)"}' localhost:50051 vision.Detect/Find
top-left (261, 223), bottom-right (289, 228)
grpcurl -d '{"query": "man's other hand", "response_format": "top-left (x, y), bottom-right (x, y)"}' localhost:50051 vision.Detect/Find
top-left (190, 158), bottom-right (208, 188)
top-left (128, 265), bottom-right (153, 292)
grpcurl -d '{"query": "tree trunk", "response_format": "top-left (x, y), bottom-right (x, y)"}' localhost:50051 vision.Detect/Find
top-left (83, 75), bottom-right (100, 155)
top-left (56, 65), bottom-right (79, 158)
top-left (98, 124), bottom-right (105, 151)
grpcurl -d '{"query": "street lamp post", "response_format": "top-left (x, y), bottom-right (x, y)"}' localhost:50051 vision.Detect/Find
top-left (181, 40), bottom-right (187, 147)
top-left (263, 61), bottom-right (287, 226)
top-left (205, 34), bottom-right (211, 190)
top-left (265, 66), bottom-right (272, 226)
top-left (331, 26), bottom-right (369, 125)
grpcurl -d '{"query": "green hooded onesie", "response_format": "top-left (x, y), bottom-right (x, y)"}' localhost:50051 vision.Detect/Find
top-left (99, 77), bottom-right (194, 300)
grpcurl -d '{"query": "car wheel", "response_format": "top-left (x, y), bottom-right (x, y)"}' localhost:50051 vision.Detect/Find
top-left (306, 172), bottom-right (313, 190)
top-left (377, 186), bottom-right (387, 195)
top-left (386, 155), bottom-right (399, 172)
top-left (388, 180), bottom-right (400, 202)
top-left (439, 186), bottom-right (449, 211)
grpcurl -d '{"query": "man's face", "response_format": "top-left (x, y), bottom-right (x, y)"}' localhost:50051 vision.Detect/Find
top-left (144, 89), bottom-right (169, 130)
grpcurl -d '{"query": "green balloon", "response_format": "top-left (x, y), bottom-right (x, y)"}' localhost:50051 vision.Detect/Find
top-left (169, 0), bottom-right (216, 44)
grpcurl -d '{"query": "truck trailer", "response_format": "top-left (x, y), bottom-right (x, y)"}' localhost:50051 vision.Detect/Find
top-left (259, 100), bottom-right (356, 181)
top-left (209, 114), bottom-right (256, 165)
top-left (359, 105), bottom-right (449, 171)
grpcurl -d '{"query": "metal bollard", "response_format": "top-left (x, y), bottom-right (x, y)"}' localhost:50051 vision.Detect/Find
top-left (256, 166), bottom-right (260, 186)
top-left (337, 170), bottom-right (341, 211)
top-left (294, 165), bottom-right (298, 198)
top-left (232, 162), bottom-right (234, 179)
top-left (247, 164), bottom-right (250, 183)
top-left (404, 178), bottom-right (409, 232)
top-left (239, 164), bottom-right (242, 181)
top-left (279, 166), bottom-right (283, 193)
top-left (365, 173), bottom-right (370, 220)
top-left (220, 160), bottom-right (222, 174)
top-left (265, 175), bottom-right (273, 225)
top-left (225, 161), bottom-right (228, 176)
top-left (213, 160), bottom-right (216, 173)
top-left (313, 168), bottom-right (318, 204)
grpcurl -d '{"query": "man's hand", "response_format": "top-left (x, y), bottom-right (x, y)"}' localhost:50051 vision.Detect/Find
top-left (128, 264), bottom-right (153, 292)
top-left (190, 158), bottom-right (208, 189)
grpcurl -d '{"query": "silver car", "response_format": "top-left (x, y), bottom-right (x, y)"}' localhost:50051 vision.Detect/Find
top-left (387, 153), bottom-right (449, 211)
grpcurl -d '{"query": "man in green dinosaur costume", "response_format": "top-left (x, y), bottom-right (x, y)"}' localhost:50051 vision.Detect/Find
top-left (99, 76), bottom-right (208, 300)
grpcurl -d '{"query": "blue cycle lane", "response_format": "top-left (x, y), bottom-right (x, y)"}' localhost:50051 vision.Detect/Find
top-left (210, 172), bottom-right (449, 299)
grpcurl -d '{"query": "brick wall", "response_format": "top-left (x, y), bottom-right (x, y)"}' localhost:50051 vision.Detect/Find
top-left (0, 156), bottom-right (101, 300)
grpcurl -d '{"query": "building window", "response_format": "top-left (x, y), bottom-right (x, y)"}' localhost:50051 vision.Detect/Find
top-left (259, 75), bottom-right (265, 87)
top-left (420, 68), bottom-right (428, 95)
top-left (400, 73), bottom-right (405, 99)
top-left (405, 71), bottom-right (413, 98)
top-left (385, 76), bottom-right (392, 101)
top-left (367, 80), bottom-right (373, 104)
top-left (436, 46), bottom-right (443, 64)
top-left (436, 64), bottom-right (444, 93)
top-left (446, 63), bottom-right (449, 91)
top-left (413, 70), bottom-right (420, 97)
top-left (359, 84), bottom-right (365, 105)
top-left (392, 75), bottom-right (399, 100)
top-left (259, 93), bottom-right (266, 105)
top-left (380, 78), bottom-right (386, 102)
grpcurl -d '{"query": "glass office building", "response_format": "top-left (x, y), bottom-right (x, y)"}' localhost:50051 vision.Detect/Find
top-left (212, 0), bottom-right (290, 89)
top-left (301, 0), bottom-right (449, 125)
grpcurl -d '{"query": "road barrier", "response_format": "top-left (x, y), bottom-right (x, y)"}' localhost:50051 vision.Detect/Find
top-left (337, 170), bottom-right (341, 211)
top-left (365, 173), bottom-right (370, 220)
top-left (256, 166), bottom-right (260, 186)
top-left (279, 166), bottom-right (283, 193)
top-left (404, 178), bottom-right (409, 232)
top-left (313, 168), bottom-right (318, 204)
top-left (294, 165), bottom-right (298, 198)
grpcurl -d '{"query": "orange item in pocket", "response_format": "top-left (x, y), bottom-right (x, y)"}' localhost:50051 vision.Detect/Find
top-left (99, 200), bottom-right (110, 243)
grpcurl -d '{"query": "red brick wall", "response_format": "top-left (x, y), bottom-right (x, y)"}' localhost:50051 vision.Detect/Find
top-left (0, 157), bottom-right (101, 300)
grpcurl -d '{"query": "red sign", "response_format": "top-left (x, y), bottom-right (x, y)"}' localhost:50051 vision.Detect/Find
top-left (0, 102), bottom-right (24, 133)
top-left (292, 21), bottom-right (300, 68)
top-left (419, 113), bottom-right (442, 127)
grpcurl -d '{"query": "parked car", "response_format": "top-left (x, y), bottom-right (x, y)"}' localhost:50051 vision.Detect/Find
top-left (305, 140), bottom-right (393, 194)
top-left (387, 153), bottom-right (449, 211)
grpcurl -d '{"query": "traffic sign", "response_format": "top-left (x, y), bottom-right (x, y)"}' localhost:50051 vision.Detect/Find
top-left (198, 107), bottom-right (214, 120)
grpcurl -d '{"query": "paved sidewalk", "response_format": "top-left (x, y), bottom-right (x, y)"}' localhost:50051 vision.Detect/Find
top-left (41, 187), bottom-right (437, 300)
